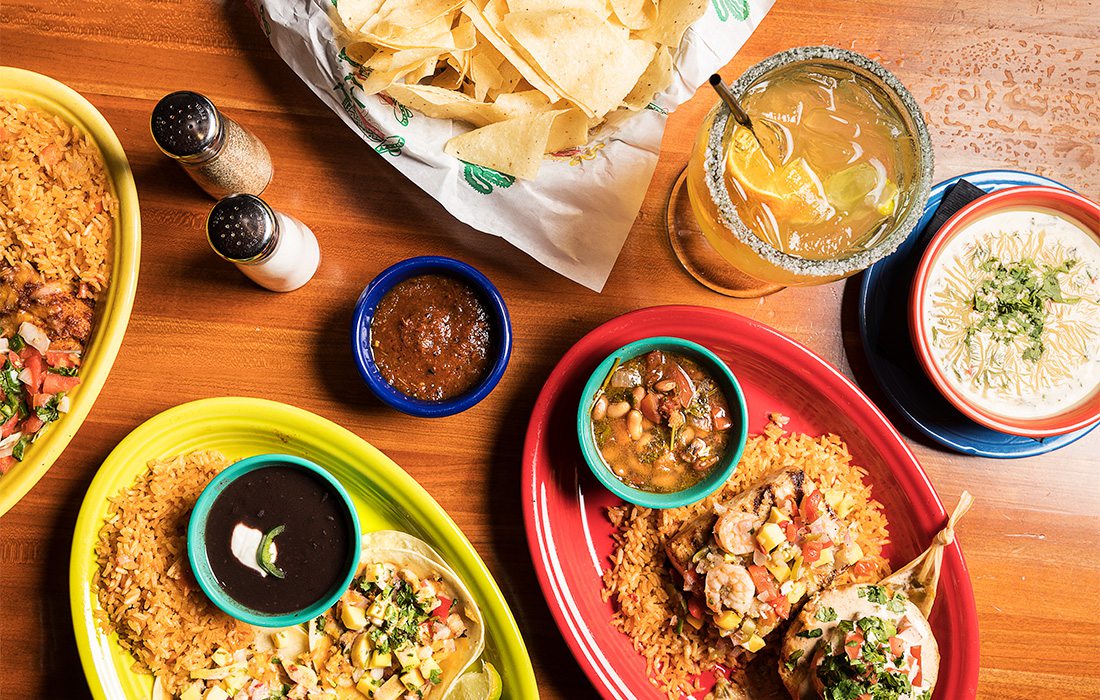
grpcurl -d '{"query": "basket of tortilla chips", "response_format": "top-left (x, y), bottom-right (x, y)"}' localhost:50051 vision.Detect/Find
top-left (254, 0), bottom-right (774, 290)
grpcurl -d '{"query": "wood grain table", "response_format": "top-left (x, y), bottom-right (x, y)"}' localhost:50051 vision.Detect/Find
top-left (2, 0), bottom-right (1098, 698)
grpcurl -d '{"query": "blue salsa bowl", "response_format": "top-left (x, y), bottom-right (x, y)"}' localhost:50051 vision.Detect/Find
top-left (351, 256), bottom-right (512, 418)
top-left (577, 337), bottom-right (749, 509)
top-left (187, 454), bottom-right (361, 628)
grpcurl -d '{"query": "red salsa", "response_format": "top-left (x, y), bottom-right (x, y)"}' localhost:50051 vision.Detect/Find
top-left (370, 274), bottom-right (493, 401)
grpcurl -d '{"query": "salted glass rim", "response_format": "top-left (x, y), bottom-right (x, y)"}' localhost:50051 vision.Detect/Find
top-left (703, 45), bottom-right (935, 278)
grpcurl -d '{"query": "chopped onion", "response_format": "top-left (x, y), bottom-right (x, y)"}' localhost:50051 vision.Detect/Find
top-left (0, 431), bottom-right (22, 457)
top-left (18, 368), bottom-right (33, 386)
top-left (57, 395), bottom-right (71, 413)
top-left (610, 367), bottom-right (641, 388)
top-left (18, 321), bottom-right (49, 355)
top-left (753, 548), bottom-right (768, 566)
top-left (0, 338), bottom-right (8, 353)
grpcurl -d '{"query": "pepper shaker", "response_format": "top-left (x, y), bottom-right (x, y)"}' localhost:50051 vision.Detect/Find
top-left (151, 91), bottom-right (273, 198)
top-left (206, 194), bottom-right (320, 292)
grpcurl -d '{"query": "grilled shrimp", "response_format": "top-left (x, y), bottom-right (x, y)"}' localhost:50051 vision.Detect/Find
top-left (705, 562), bottom-right (756, 614)
top-left (714, 509), bottom-right (761, 556)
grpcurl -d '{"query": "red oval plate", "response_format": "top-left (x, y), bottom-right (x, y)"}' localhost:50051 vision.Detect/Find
top-left (522, 306), bottom-right (978, 699)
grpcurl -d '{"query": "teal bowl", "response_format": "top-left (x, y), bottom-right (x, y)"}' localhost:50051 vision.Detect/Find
top-left (187, 454), bottom-right (361, 627)
top-left (577, 337), bottom-right (749, 509)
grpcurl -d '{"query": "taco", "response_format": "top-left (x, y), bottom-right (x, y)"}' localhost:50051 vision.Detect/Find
top-left (777, 492), bottom-right (972, 700)
top-left (266, 531), bottom-right (486, 700)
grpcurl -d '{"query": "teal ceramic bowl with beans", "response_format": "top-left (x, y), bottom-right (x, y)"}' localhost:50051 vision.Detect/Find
top-left (187, 454), bottom-right (361, 628)
top-left (577, 337), bottom-right (749, 509)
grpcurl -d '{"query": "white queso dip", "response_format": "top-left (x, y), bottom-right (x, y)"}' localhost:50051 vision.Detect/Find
top-left (923, 206), bottom-right (1100, 420)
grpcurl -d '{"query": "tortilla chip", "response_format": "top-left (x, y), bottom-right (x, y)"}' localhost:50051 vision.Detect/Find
top-left (468, 47), bottom-right (505, 102)
top-left (444, 110), bottom-right (564, 179)
top-left (356, 12), bottom-right (457, 51)
top-left (366, 0), bottom-right (464, 31)
top-left (493, 90), bottom-right (552, 118)
top-left (637, 0), bottom-right (706, 47)
top-left (503, 9), bottom-right (656, 117)
top-left (335, 0), bottom-right (386, 33)
top-left (385, 84), bottom-right (506, 127)
top-left (506, 0), bottom-right (610, 16)
top-left (545, 108), bottom-right (590, 153)
top-left (461, 0), bottom-right (563, 103)
top-left (623, 44), bottom-right (674, 109)
top-left (610, 0), bottom-right (657, 30)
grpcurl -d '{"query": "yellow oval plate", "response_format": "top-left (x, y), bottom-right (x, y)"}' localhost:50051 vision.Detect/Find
top-left (0, 67), bottom-right (141, 515)
top-left (70, 397), bottom-right (538, 699)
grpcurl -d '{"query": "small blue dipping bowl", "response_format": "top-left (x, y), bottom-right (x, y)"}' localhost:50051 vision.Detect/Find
top-left (351, 256), bottom-right (512, 418)
top-left (577, 337), bottom-right (749, 509)
top-left (187, 454), bottom-right (361, 628)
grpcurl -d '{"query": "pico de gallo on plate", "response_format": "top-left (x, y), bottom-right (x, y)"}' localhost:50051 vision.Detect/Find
top-left (0, 321), bottom-right (81, 474)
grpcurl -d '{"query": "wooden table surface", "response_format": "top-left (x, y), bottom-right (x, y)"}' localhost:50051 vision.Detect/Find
top-left (2, 0), bottom-right (1099, 698)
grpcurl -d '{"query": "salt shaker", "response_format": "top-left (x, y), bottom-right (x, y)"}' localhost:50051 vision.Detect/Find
top-left (151, 91), bottom-right (273, 198)
top-left (206, 194), bottom-right (320, 292)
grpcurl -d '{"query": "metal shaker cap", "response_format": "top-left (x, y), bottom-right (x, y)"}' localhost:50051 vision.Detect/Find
top-left (206, 194), bottom-right (279, 263)
top-left (151, 91), bottom-right (225, 162)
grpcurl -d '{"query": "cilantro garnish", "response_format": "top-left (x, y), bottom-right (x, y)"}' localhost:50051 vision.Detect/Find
top-left (967, 252), bottom-right (1079, 362)
top-left (815, 606), bottom-right (838, 622)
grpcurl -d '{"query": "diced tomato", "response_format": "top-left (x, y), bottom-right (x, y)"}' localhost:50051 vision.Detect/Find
top-left (0, 455), bottom-right (14, 474)
top-left (42, 373), bottom-right (80, 394)
top-left (0, 414), bottom-right (18, 438)
top-left (910, 646), bottom-right (923, 686)
top-left (889, 635), bottom-right (905, 658)
top-left (769, 594), bottom-right (791, 619)
top-left (802, 540), bottom-right (829, 563)
top-left (844, 630), bottom-right (864, 660)
top-left (711, 404), bottom-right (732, 431)
top-left (21, 348), bottom-right (45, 392)
top-left (800, 490), bottom-right (823, 523)
top-left (747, 565), bottom-right (777, 601)
top-left (23, 414), bottom-right (43, 434)
top-left (431, 595), bottom-right (452, 620)
top-left (782, 521), bottom-right (799, 543)
top-left (857, 695), bottom-right (871, 700)
top-left (687, 596), bottom-right (705, 621)
top-left (852, 559), bottom-right (878, 579)
top-left (32, 392), bottom-right (52, 409)
top-left (45, 351), bottom-right (80, 369)
top-left (7, 352), bottom-right (22, 370)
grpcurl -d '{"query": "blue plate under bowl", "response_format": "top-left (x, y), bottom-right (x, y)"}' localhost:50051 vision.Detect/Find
top-left (351, 256), bottom-right (512, 418)
top-left (858, 169), bottom-right (1099, 458)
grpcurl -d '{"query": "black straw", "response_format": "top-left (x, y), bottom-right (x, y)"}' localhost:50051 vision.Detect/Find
top-left (708, 74), bottom-right (754, 130)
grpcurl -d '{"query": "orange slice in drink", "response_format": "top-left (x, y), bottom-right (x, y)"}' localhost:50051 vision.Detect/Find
top-left (725, 125), bottom-right (833, 225)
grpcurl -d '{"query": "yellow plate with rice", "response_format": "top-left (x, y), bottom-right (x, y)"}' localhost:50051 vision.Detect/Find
top-left (0, 67), bottom-right (140, 516)
top-left (69, 397), bottom-right (537, 699)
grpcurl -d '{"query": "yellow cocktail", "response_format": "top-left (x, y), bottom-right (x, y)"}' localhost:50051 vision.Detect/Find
top-left (674, 47), bottom-right (933, 296)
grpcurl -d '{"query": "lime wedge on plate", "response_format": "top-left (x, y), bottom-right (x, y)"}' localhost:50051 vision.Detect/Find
top-left (451, 661), bottom-right (503, 700)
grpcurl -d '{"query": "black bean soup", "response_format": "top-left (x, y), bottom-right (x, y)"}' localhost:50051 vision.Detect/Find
top-left (205, 465), bottom-right (353, 615)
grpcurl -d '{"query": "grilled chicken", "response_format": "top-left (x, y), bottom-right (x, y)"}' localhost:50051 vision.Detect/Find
top-left (0, 264), bottom-right (93, 351)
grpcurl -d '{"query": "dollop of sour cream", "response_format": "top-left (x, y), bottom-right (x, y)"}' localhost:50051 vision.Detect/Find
top-left (923, 207), bottom-right (1100, 420)
top-left (230, 522), bottom-right (276, 578)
